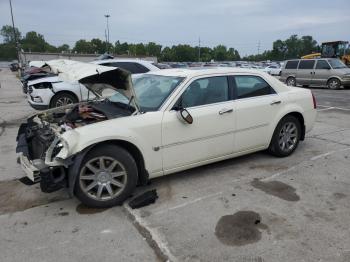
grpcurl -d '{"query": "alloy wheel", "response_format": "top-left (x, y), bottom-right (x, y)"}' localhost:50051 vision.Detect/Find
top-left (287, 78), bottom-right (296, 86)
top-left (79, 156), bottom-right (127, 201)
top-left (328, 79), bottom-right (340, 89)
top-left (278, 122), bottom-right (298, 152)
top-left (56, 97), bottom-right (74, 107)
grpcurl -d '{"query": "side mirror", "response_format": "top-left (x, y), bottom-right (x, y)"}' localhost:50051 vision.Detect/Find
top-left (177, 108), bottom-right (193, 124)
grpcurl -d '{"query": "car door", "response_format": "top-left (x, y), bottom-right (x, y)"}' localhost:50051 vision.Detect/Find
top-left (161, 76), bottom-right (235, 173)
top-left (313, 60), bottom-right (332, 86)
top-left (232, 75), bottom-right (281, 153)
top-left (296, 60), bottom-right (315, 85)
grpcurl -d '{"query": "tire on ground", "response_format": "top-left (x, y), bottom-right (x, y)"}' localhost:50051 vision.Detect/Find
top-left (327, 78), bottom-right (341, 90)
top-left (74, 144), bottom-right (138, 208)
top-left (268, 115), bottom-right (301, 157)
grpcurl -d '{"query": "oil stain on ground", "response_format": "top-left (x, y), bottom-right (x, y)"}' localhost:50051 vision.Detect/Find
top-left (76, 203), bottom-right (108, 215)
top-left (251, 179), bottom-right (300, 202)
top-left (0, 179), bottom-right (68, 215)
top-left (215, 211), bottom-right (268, 246)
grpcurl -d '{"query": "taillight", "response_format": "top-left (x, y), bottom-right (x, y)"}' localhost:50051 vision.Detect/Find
top-left (311, 91), bottom-right (316, 109)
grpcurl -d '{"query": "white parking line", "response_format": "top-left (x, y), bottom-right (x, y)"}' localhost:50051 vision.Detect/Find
top-left (154, 191), bottom-right (223, 215)
top-left (317, 105), bottom-right (350, 111)
top-left (263, 147), bottom-right (350, 181)
top-left (318, 107), bottom-right (335, 111)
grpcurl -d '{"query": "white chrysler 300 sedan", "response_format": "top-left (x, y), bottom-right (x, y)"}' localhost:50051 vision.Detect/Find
top-left (17, 60), bottom-right (317, 207)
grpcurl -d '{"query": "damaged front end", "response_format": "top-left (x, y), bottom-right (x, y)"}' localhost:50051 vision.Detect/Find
top-left (16, 115), bottom-right (69, 192)
top-left (16, 59), bottom-right (136, 194)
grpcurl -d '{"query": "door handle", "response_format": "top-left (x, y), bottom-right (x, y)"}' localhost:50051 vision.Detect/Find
top-left (219, 108), bottom-right (233, 115)
top-left (270, 100), bottom-right (281, 105)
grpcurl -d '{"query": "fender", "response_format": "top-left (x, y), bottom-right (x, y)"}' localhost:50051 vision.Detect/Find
top-left (267, 102), bottom-right (305, 145)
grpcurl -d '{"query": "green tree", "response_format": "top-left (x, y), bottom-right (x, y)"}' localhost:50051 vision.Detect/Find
top-left (57, 44), bottom-right (70, 52)
top-left (0, 25), bottom-right (21, 43)
top-left (145, 42), bottom-right (162, 57)
top-left (212, 45), bottom-right (227, 61)
top-left (73, 39), bottom-right (93, 53)
top-left (21, 31), bottom-right (48, 52)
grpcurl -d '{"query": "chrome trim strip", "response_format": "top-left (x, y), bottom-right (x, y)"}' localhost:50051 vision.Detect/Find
top-left (159, 123), bottom-right (268, 149)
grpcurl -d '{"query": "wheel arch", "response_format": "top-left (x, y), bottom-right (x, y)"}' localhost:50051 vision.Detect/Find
top-left (49, 90), bottom-right (79, 108)
top-left (68, 139), bottom-right (148, 196)
top-left (326, 76), bottom-right (342, 84)
top-left (269, 110), bottom-right (305, 146)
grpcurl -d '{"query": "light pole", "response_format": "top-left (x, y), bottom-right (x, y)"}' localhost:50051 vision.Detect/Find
top-left (104, 14), bottom-right (110, 53)
top-left (9, 0), bottom-right (21, 73)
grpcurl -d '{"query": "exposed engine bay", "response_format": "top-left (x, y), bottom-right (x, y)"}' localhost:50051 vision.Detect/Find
top-left (18, 99), bottom-right (135, 161)
top-left (40, 99), bottom-right (135, 133)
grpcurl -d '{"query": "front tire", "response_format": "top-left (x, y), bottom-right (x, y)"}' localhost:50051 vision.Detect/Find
top-left (286, 77), bottom-right (296, 86)
top-left (268, 115), bottom-right (301, 157)
top-left (50, 92), bottom-right (78, 108)
top-left (75, 145), bottom-right (138, 208)
top-left (327, 78), bottom-right (341, 90)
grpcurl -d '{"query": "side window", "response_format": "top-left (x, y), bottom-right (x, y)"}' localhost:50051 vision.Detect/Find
top-left (112, 62), bottom-right (137, 74)
top-left (134, 63), bottom-right (150, 73)
top-left (234, 75), bottom-right (275, 99)
top-left (285, 61), bottom-right (299, 69)
top-left (298, 60), bottom-right (315, 69)
top-left (109, 62), bottom-right (149, 74)
top-left (315, 60), bottom-right (331, 69)
top-left (181, 76), bottom-right (229, 108)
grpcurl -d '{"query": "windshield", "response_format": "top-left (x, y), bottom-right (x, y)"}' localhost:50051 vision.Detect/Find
top-left (328, 59), bottom-right (347, 69)
top-left (109, 74), bottom-right (184, 112)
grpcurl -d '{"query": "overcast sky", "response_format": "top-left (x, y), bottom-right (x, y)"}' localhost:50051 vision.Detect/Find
top-left (0, 0), bottom-right (349, 55)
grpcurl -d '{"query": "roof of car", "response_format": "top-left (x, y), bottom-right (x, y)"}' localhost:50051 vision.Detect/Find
top-left (91, 59), bottom-right (155, 65)
top-left (145, 67), bottom-right (268, 78)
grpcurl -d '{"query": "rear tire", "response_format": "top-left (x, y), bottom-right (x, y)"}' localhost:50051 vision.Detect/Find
top-left (327, 78), bottom-right (341, 90)
top-left (286, 77), bottom-right (296, 86)
top-left (75, 145), bottom-right (138, 208)
top-left (268, 115), bottom-right (301, 157)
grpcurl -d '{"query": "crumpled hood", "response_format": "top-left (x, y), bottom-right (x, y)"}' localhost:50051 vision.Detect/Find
top-left (42, 59), bottom-right (139, 111)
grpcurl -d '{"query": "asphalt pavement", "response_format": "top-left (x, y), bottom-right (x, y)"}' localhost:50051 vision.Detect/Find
top-left (0, 68), bottom-right (349, 262)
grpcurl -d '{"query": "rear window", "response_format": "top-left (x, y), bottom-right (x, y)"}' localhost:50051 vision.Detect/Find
top-left (102, 62), bottom-right (150, 74)
top-left (298, 60), bottom-right (315, 69)
top-left (285, 61), bottom-right (299, 69)
top-left (315, 60), bottom-right (331, 69)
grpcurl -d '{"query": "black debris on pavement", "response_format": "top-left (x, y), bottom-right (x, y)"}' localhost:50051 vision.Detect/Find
top-left (129, 189), bottom-right (158, 209)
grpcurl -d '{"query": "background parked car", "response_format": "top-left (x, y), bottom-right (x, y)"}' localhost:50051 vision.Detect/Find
top-left (263, 65), bottom-right (282, 76)
top-left (26, 59), bottom-right (160, 110)
top-left (91, 59), bottom-right (160, 75)
top-left (281, 58), bottom-right (350, 89)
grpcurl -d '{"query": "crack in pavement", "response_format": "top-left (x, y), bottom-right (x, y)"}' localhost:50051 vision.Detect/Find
top-left (123, 203), bottom-right (176, 262)
top-left (309, 128), bottom-right (350, 138)
top-left (310, 136), bottom-right (350, 147)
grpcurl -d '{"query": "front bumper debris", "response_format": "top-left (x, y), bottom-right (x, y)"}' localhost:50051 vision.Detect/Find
top-left (16, 122), bottom-right (67, 193)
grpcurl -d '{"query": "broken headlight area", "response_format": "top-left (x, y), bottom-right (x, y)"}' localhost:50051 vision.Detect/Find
top-left (16, 118), bottom-right (69, 192)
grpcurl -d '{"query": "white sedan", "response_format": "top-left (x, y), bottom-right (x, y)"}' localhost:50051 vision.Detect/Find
top-left (26, 59), bottom-right (159, 110)
top-left (17, 60), bottom-right (317, 207)
top-left (263, 65), bottom-right (282, 76)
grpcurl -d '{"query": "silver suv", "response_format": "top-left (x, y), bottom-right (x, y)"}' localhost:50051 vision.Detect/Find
top-left (281, 58), bottom-right (350, 89)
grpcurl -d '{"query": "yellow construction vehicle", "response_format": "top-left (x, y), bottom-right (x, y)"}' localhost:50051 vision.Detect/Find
top-left (301, 41), bottom-right (350, 66)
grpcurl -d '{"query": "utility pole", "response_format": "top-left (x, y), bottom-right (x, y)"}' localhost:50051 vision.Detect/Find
top-left (9, 0), bottom-right (21, 74)
top-left (198, 37), bottom-right (201, 62)
top-left (104, 14), bottom-right (110, 53)
top-left (257, 40), bottom-right (261, 56)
